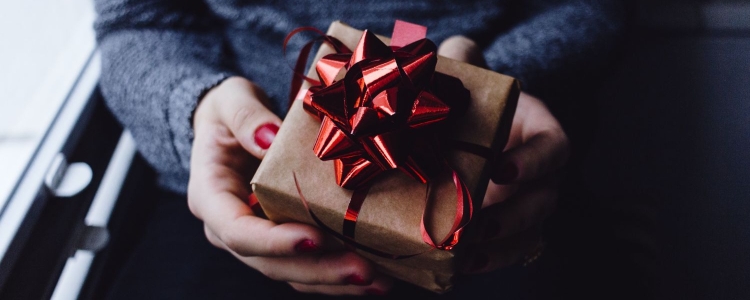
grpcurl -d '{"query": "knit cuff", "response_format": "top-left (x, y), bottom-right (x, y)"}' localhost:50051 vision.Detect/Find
top-left (168, 73), bottom-right (232, 170)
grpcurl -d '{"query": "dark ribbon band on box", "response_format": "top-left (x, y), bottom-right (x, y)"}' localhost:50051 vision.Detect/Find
top-left (267, 21), bottom-right (493, 258)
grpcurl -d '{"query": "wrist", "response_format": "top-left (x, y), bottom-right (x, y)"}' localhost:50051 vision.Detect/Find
top-left (194, 76), bottom-right (254, 129)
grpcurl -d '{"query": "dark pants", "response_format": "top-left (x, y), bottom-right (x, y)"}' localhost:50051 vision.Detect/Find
top-left (103, 188), bottom-right (545, 300)
top-left (104, 176), bottom-right (657, 300)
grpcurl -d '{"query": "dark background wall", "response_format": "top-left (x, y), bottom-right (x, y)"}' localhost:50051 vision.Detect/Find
top-left (576, 0), bottom-right (749, 299)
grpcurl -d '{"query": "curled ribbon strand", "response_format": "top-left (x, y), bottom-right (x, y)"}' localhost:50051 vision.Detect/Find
top-left (284, 26), bottom-right (352, 105)
top-left (294, 173), bottom-right (421, 259)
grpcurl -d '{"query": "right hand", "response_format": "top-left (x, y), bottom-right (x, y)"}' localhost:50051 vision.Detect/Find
top-left (188, 76), bottom-right (392, 296)
top-left (439, 37), bottom-right (566, 273)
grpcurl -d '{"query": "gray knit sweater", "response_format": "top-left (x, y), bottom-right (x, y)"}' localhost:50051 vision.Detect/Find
top-left (94, 0), bottom-right (626, 194)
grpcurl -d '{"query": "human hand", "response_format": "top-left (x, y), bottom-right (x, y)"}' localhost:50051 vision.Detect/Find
top-left (438, 36), bottom-right (570, 273)
top-left (189, 76), bottom-right (392, 295)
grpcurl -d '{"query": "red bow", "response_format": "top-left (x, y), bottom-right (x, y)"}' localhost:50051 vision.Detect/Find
top-left (301, 29), bottom-right (470, 189)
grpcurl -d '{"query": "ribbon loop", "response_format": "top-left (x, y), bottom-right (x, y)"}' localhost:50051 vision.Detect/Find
top-left (299, 24), bottom-right (469, 190)
top-left (286, 21), bottom-right (482, 257)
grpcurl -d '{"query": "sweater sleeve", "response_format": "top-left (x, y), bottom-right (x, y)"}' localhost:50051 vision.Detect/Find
top-left (94, 0), bottom-right (233, 192)
top-left (483, 0), bottom-right (627, 98)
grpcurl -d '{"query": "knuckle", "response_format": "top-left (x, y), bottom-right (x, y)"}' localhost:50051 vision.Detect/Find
top-left (258, 264), bottom-right (284, 281)
top-left (186, 179), bottom-right (199, 211)
top-left (443, 35), bottom-right (476, 48)
top-left (263, 236), bottom-right (284, 256)
top-left (231, 106), bottom-right (259, 134)
top-left (185, 186), bottom-right (204, 219)
top-left (340, 252), bottom-right (371, 277)
top-left (186, 193), bottom-right (199, 218)
top-left (222, 228), bottom-right (259, 257)
top-left (219, 231), bottom-right (242, 253)
top-left (204, 227), bottom-right (223, 249)
top-left (289, 282), bottom-right (310, 293)
top-left (258, 226), bottom-right (283, 256)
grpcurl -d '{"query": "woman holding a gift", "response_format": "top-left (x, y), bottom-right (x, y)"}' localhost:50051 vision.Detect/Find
top-left (94, 0), bottom-right (628, 298)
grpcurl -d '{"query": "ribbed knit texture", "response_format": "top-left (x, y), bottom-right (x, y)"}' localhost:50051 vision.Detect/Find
top-left (94, 0), bottom-right (626, 194)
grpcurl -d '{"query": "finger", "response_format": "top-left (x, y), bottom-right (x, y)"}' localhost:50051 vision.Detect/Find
top-left (221, 242), bottom-right (378, 286)
top-left (288, 274), bottom-right (394, 296)
top-left (188, 141), bottom-right (326, 258)
top-left (492, 129), bottom-right (569, 183)
top-left (437, 35), bottom-right (487, 67)
top-left (247, 252), bottom-right (375, 285)
top-left (492, 94), bottom-right (570, 183)
top-left (461, 227), bottom-right (542, 274)
top-left (207, 226), bottom-right (372, 285)
top-left (214, 78), bottom-right (282, 159)
top-left (481, 182), bottom-right (519, 209)
top-left (477, 178), bottom-right (557, 241)
top-left (190, 117), bottom-right (325, 258)
top-left (193, 182), bottom-right (326, 256)
top-left (204, 224), bottom-right (224, 249)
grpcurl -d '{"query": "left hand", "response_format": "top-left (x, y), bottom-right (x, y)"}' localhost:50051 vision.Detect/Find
top-left (438, 36), bottom-right (570, 273)
top-left (190, 77), bottom-right (392, 296)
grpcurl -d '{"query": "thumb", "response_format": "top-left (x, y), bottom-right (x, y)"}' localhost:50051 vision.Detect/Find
top-left (491, 94), bottom-right (570, 183)
top-left (437, 35), bottom-right (487, 68)
top-left (213, 78), bottom-right (283, 159)
top-left (492, 129), bottom-right (569, 184)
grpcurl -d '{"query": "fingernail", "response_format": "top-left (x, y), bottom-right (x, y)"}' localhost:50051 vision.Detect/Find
top-left (365, 288), bottom-right (385, 296)
top-left (345, 274), bottom-right (368, 286)
top-left (254, 123), bottom-right (279, 150)
top-left (482, 219), bottom-right (501, 240)
top-left (469, 253), bottom-right (489, 272)
top-left (494, 161), bottom-right (518, 183)
top-left (294, 239), bottom-right (318, 253)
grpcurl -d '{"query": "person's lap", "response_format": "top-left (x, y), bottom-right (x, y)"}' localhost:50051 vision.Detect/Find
top-left (106, 189), bottom-right (532, 299)
top-left (106, 189), bottom-right (286, 299)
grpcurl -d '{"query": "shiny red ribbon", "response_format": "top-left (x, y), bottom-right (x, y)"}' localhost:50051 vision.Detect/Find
top-left (298, 25), bottom-right (471, 189)
top-left (285, 21), bottom-right (483, 255)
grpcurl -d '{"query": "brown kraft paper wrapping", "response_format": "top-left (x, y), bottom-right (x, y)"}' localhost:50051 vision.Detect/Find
top-left (250, 21), bottom-right (520, 293)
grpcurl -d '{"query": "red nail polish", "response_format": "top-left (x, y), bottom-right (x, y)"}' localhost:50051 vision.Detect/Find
top-left (294, 239), bottom-right (318, 253)
top-left (493, 161), bottom-right (518, 183)
top-left (254, 123), bottom-right (279, 150)
top-left (345, 274), bottom-right (368, 286)
top-left (365, 288), bottom-right (385, 296)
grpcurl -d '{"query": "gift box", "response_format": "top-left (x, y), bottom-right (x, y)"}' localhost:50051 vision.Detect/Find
top-left (250, 20), bottom-right (520, 293)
